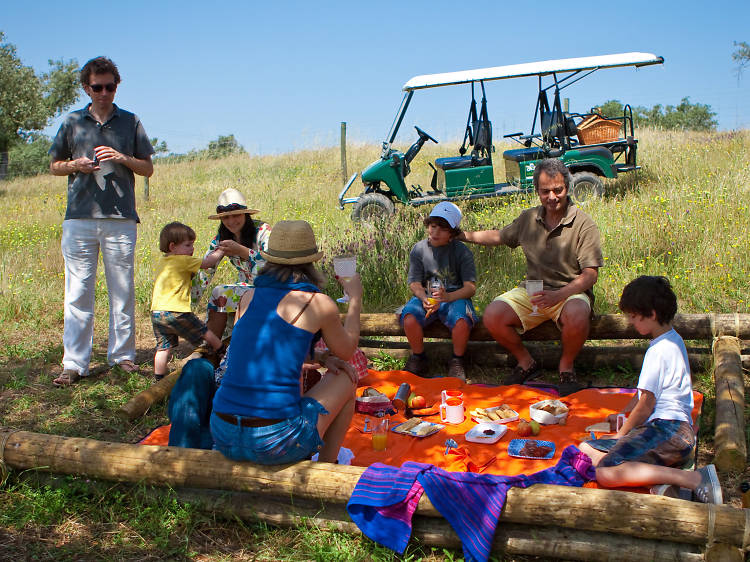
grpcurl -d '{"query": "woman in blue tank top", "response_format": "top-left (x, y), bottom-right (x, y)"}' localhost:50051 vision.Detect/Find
top-left (210, 220), bottom-right (363, 465)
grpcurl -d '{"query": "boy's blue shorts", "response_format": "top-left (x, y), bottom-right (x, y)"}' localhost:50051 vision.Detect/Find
top-left (210, 397), bottom-right (327, 465)
top-left (399, 296), bottom-right (479, 330)
top-left (598, 418), bottom-right (695, 468)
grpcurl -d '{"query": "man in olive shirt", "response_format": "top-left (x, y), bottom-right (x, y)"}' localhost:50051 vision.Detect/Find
top-left (461, 159), bottom-right (603, 395)
top-left (49, 56), bottom-right (154, 385)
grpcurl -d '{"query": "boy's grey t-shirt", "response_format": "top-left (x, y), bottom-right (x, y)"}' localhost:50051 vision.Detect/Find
top-left (49, 104), bottom-right (154, 222)
top-left (407, 239), bottom-right (477, 292)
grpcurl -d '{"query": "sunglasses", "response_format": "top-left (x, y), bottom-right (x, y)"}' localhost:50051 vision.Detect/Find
top-left (89, 83), bottom-right (117, 93)
top-left (216, 203), bottom-right (247, 214)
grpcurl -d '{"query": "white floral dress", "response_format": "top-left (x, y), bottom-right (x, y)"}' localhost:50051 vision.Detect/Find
top-left (191, 222), bottom-right (272, 314)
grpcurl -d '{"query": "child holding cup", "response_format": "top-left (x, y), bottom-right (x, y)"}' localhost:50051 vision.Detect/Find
top-left (400, 202), bottom-right (478, 380)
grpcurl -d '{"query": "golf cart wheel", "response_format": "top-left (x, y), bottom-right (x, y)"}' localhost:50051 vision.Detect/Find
top-left (351, 193), bottom-right (395, 221)
top-left (570, 171), bottom-right (604, 205)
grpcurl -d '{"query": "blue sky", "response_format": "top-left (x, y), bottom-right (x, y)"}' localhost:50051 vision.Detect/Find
top-left (4, 0), bottom-right (749, 155)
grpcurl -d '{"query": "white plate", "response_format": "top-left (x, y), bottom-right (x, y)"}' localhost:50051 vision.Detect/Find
top-left (470, 405), bottom-right (519, 424)
top-left (465, 423), bottom-right (508, 444)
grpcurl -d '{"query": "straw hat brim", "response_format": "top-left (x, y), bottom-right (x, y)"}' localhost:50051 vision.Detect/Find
top-left (259, 249), bottom-right (323, 265)
top-left (208, 208), bottom-right (260, 220)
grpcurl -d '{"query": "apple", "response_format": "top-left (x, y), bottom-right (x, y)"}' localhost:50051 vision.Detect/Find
top-left (411, 395), bottom-right (426, 409)
top-left (529, 420), bottom-right (541, 435)
top-left (517, 419), bottom-right (532, 437)
top-left (407, 392), bottom-right (417, 408)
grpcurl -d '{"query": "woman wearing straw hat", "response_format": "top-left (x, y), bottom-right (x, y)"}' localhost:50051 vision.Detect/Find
top-left (208, 220), bottom-right (363, 465)
top-left (191, 188), bottom-right (272, 338)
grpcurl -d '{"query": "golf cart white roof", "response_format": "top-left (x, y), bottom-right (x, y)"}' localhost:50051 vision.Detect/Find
top-left (403, 52), bottom-right (664, 91)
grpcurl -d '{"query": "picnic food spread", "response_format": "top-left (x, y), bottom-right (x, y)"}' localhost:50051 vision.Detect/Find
top-left (342, 369), bottom-right (704, 478)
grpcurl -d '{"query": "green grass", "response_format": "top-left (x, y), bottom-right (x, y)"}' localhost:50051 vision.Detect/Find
top-left (0, 129), bottom-right (749, 559)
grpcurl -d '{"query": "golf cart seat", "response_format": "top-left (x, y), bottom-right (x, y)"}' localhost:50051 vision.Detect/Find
top-left (541, 111), bottom-right (578, 144)
top-left (435, 155), bottom-right (491, 170)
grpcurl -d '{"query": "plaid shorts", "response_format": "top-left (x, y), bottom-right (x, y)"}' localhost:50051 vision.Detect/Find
top-left (151, 311), bottom-right (208, 350)
top-left (598, 418), bottom-right (695, 468)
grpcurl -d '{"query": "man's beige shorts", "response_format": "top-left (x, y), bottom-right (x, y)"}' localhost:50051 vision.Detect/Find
top-left (493, 287), bottom-right (591, 334)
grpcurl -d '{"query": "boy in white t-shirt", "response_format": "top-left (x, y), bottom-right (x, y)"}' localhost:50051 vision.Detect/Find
top-left (151, 222), bottom-right (224, 380)
top-left (579, 276), bottom-right (722, 504)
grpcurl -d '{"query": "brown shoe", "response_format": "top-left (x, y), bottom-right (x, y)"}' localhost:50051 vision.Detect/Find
top-left (447, 357), bottom-right (466, 381)
top-left (502, 360), bottom-right (540, 385)
top-left (558, 371), bottom-right (584, 396)
top-left (403, 354), bottom-right (428, 377)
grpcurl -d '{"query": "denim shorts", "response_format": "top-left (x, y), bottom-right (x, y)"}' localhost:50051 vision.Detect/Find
top-left (151, 311), bottom-right (208, 350)
top-left (599, 418), bottom-right (695, 468)
top-left (210, 396), bottom-right (328, 465)
top-left (399, 296), bottom-right (478, 330)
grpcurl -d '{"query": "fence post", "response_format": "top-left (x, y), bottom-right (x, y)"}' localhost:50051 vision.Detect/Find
top-left (340, 122), bottom-right (347, 185)
top-left (563, 98), bottom-right (569, 113)
top-left (144, 176), bottom-right (149, 201)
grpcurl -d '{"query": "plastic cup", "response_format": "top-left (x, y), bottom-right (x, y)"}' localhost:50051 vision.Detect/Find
top-left (333, 254), bottom-right (357, 303)
top-left (526, 280), bottom-right (543, 316)
top-left (440, 397), bottom-right (465, 424)
top-left (372, 418), bottom-right (388, 451)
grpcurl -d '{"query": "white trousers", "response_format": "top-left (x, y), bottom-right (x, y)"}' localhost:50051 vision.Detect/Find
top-left (61, 219), bottom-right (137, 375)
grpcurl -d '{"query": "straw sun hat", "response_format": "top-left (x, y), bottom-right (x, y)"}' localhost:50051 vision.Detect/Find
top-left (208, 188), bottom-right (260, 219)
top-left (260, 220), bottom-right (324, 265)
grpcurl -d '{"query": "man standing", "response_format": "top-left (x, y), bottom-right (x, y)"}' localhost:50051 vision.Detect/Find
top-left (461, 158), bottom-right (603, 395)
top-left (50, 56), bottom-right (154, 385)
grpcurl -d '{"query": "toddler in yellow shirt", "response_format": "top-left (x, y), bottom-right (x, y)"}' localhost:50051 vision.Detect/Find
top-left (151, 222), bottom-right (224, 380)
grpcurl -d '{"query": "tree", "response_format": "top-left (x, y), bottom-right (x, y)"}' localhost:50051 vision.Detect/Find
top-left (6, 133), bottom-right (52, 179)
top-left (150, 137), bottom-right (169, 154)
top-left (594, 98), bottom-right (717, 132)
top-left (0, 31), bottom-right (80, 179)
top-left (733, 40), bottom-right (750, 79)
top-left (206, 134), bottom-right (245, 158)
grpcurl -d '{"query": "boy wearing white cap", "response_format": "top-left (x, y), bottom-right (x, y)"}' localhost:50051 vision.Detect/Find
top-left (400, 202), bottom-right (478, 380)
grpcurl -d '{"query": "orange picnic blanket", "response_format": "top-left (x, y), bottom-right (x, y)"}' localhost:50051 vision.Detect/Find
top-left (348, 370), bottom-right (703, 479)
top-left (140, 369), bottom-right (702, 481)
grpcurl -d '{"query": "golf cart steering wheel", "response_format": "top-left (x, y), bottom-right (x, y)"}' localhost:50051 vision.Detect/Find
top-left (415, 126), bottom-right (438, 144)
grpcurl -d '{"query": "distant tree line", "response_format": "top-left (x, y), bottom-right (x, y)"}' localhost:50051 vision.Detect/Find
top-left (596, 98), bottom-right (718, 132)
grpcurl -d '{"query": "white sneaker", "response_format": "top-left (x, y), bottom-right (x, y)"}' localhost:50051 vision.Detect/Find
top-left (694, 465), bottom-right (723, 504)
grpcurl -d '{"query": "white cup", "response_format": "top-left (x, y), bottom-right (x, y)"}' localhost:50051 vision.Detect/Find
top-left (525, 280), bottom-right (544, 316)
top-left (440, 397), bottom-right (465, 424)
top-left (441, 389), bottom-right (463, 405)
top-left (333, 255), bottom-right (357, 303)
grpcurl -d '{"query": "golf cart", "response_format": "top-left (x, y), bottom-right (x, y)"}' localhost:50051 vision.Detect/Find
top-left (338, 52), bottom-right (663, 221)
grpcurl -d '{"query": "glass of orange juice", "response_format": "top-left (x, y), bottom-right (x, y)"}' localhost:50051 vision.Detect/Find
top-left (372, 417), bottom-right (389, 451)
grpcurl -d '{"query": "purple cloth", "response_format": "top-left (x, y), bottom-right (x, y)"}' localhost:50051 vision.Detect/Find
top-left (347, 445), bottom-right (595, 562)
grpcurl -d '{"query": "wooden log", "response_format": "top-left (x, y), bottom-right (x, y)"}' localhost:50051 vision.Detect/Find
top-left (116, 352), bottom-right (198, 421)
top-left (177, 487), bottom-right (704, 561)
top-left (712, 336), bottom-right (747, 472)
top-left (359, 340), bottom-right (718, 373)
top-left (1, 429), bottom-right (747, 549)
top-left (352, 313), bottom-right (750, 341)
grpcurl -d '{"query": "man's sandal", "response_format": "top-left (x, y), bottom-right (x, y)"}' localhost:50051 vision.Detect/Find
top-left (115, 360), bottom-right (139, 373)
top-left (53, 369), bottom-right (81, 386)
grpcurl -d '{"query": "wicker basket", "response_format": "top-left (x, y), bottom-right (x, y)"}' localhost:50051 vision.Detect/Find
top-left (576, 116), bottom-right (622, 144)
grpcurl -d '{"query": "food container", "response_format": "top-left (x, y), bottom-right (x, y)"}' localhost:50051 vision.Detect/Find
top-left (355, 394), bottom-right (395, 416)
top-left (470, 405), bottom-right (519, 424)
top-left (529, 399), bottom-right (569, 425)
top-left (507, 438), bottom-right (556, 459)
top-left (465, 423), bottom-right (507, 444)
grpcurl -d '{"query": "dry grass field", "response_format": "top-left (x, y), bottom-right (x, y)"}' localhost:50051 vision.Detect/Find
top-left (0, 128), bottom-right (748, 560)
